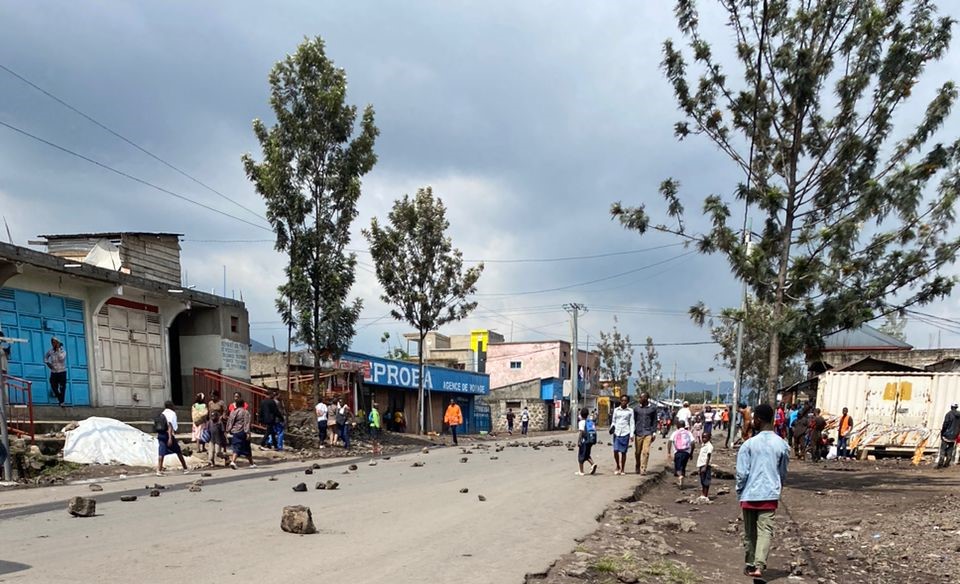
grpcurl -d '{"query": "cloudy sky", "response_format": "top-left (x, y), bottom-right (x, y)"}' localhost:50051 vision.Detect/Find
top-left (2, 1), bottom-right (960, 384)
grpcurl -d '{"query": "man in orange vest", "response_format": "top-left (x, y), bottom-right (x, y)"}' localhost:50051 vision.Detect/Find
top-left (444, 399), bottom-right (464, 445)
top-left (837, 407), bottom-right (854, 460)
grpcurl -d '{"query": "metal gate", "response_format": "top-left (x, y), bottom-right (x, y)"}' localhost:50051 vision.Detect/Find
top-left (472, 401), bottom-right (492, 434)
top-left (0, 288), bottom-right (90, 405)
top-left (97, 300), bottom-right (164, 407)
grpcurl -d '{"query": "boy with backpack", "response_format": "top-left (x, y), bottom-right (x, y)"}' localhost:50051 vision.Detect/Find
top-left (667, 419), bottom-right (695, 489)
top-left (576, 407), bottom-right (598, 476)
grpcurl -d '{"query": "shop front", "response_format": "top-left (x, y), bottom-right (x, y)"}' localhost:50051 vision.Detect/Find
top-left (342, 351), bottom-right (489, 434)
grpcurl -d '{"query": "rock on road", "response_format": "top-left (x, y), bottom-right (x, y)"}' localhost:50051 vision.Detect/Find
top-left (0, 437), bottom-right (638, 583)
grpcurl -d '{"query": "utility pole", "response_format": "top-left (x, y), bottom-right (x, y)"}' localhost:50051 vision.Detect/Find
top-left (563, 303), bottom-right (587, 429)
top-left (728, 227), bottom-right (752, 449)
top-left (671, 362), bottom-right (677, 403)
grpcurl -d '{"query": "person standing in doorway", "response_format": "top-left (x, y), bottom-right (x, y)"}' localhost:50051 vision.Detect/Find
top-left (444, 399), bottom-right (464, 445)
top-left (44, 337), bottom-right (67, 407)
top-left (610, 394), bottom-right (635, 476)
top-left (520, 406), bottom-right (530, 436)
top-left (315, 397), bottom-right (328, 446)
top-left (837, 407), bottom-right (854, 460)
top-left (576, 407), bottom-right (598, 476)
top-left (156, 400), bottom-right (190, 477)
top-left (633, 392), bottom-right (658, 475)
top-left (506, 408), bottom-right (516, 435)
top-left (937, 403), bottom-right (960, 469)
top-left (226, 394), bottom-right (256, 469)
top-left (736, 403), bottom-right (790, 581)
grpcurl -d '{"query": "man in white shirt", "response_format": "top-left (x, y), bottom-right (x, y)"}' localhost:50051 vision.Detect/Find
top-left (676, 401), bottom-right (693, 426)
top-left (157, 400), bottom-right (189, 476)
top-left (610, 395), bottom-right (635, 476)
top-left (315, 398), bottom-right (328, 446)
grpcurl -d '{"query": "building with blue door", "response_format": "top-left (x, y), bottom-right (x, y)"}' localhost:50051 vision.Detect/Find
top-left (0, 234), bottom-right (249, 413)
top-left (341, 351), bottom-right (489, 434)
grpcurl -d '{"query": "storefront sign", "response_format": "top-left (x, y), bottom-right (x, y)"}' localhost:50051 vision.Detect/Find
top-left (342, 351), bottom-right (489, 395)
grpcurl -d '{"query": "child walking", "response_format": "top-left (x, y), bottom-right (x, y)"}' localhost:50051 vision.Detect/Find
top-left (576, 407), bottom-right (599, 476)
top-left (697, 432), bottom-right (714, 501)
top-left (668, 419), bottom-right (695, 489)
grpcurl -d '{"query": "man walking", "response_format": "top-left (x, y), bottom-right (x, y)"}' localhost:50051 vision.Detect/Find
top-left (258, 390), bottom-right (282, 450)
top-left (676, 401), bottom-right (692, 426)
top-left (937, 403), bottom-right (960, 468)
top-left (506, 408), bottom-right (515, 435)
top-left (444, 399), bottom-right (464, 445)
top-left (837, 407), bottom-right (854, 460)
top-left (736, 403), bottom-right (790, 581)
top-left (369, 402), bottom-right (383, 455)
top-left (610, 394), bottom-right (635, 476)
top-left (810, 409), bottom-right (827, 462)
top-left (206, 391), bottom-right (227, 467)
top-left (44, 337), bottom-right (67, 407)
top-left (520, 406), bottom-right (530, 436)
top-left (633, 392), bottom-right (658, 475)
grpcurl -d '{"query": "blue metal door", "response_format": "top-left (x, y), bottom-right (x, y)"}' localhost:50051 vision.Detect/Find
top-left (0, 288), bottom-right (90, 405)
top-left (472, 401), bottom-right (492, 434)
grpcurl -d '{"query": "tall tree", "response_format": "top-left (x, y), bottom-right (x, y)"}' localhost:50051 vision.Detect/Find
top-left (597, 318), bottom-right (633, 397)
top-left (380, 332), bottom-right (411, 361)
top-left (364, 187), bottom-right (483, 434)
top-left (613, 1), bottom-right (960, 403)
top-left (243, 37), bottom-right (378, 396)
top-left (692, 299), bottom-right (805, 400)
top-left (636, 337), bottom-right (665, 398)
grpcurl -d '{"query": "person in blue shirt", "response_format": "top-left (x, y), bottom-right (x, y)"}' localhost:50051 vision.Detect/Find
top-left (736, 403), bottom-right (790, 581)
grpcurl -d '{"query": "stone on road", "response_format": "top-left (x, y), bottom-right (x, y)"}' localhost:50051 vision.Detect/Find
top-left (1, 435), bottom-right (638, 583)
top-left (281, 505), bottom-right (317, 535)
top-left (67, 496), bottom-right (96, 517)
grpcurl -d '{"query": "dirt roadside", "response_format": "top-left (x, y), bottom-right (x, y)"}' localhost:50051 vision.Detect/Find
top-left (528, 444), bottom-right (960, 584)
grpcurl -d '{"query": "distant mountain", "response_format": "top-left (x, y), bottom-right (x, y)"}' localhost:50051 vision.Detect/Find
top-left (673, 379), bottom-right (735, 402)
top-left (250, 338), bottom-right (276, 354)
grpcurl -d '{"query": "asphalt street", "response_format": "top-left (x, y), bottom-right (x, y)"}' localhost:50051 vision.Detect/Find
top-left (0, 435), bottom-right (651, 583)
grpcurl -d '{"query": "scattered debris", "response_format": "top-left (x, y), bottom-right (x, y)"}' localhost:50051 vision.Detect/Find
top-left (268, 476), bottom-right (278, 481)
top-left (281, 505), bottom-right (317, 534)
top-left (292, 482), bottom-right (308, 492)
top-left (189, 485), bottom-right (202, 493)
top-left (315, 482), bottom-right (326, 490)
top-left (368, 460), bottom-right (377, 466)
top-left (67, 496), bottom-right (96, 517)
top-left (490, 456), bottom-right (499, 460)
top-left (460, 488), bottom-right (469, 493)
top-left (460, 457), bottom-right (469, 463)
top-left (325, 480), bottom-right (339, 490)
top-left (411, 461), bottom-right (425, 467)
top-left (312, 463), bottom-right (322, 469)
top-left (120, 495), bottom-right (137, 502)
top-left (201, 472), bottom-right (213, 477)
top-left (88, 483), bottom-right (103, 492)
top-left (149, 489), bottom-right (161, 497)
top-left (348, 464), bottom-right (358, 471)
top-left (478, 495), bottom-right (487, 502)
top-left (305, 468), bottom-right (313, 475)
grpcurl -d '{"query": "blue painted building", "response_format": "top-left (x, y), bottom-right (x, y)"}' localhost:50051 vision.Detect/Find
top-left (341, 351), bottom-right (490, 434)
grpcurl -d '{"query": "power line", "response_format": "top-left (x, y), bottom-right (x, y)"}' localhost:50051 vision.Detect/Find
top-left (463, 242), bottom-right (685, 263)
top-left (627, 341), bottom-right (717, 347)
top-left (0, 119), bottom-right (273, 232)
top-left (475, 250), bottom-right (696, 296)
top-left (0, 62), bottom-right (268, 225)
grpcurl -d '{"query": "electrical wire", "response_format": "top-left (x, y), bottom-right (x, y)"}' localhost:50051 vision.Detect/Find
top-left (0, 62), bottom-right (268, 225)
top-left (0, 119), bottom-right (272, 232)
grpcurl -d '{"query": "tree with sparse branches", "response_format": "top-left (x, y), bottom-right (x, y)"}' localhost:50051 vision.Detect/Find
top-left (691, 299), bottom-right (805, 399)
top-left (597, 318), bottom-right (633, 397)
top-left (244, 37), bottom-right (378, 397)
top-left (364, 187), bottom-right (483, 434)
top-left (636, 337), bottom-right (666, 399)
top-left (878, 312), bottom-right (909, 342)
top-left (613, 1), bottom-right (960, 404)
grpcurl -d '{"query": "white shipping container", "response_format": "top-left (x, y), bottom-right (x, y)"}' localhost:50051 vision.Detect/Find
top-left (815, 371), bottom-right (960, 451)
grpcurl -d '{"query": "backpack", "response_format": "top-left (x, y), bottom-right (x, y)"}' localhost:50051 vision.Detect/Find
top-left (153, 411), bottom-right (169, 433)
top-left (584, 419), bottom-right (598, 445)
top-left (673, 429), bottom-right (692, 452)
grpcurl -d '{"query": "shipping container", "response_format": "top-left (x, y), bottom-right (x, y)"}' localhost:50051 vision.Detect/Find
top-left (815, 371), bottom-right (960, 453)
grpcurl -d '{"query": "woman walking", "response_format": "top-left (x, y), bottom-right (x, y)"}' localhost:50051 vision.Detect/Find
top-left (191, 393), bottom-right (208, 453)
top-left (576, 407), bottom-right (598, 476)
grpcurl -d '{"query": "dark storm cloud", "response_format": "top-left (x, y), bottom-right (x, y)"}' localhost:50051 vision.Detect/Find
top-left (2, 1), bottom-right (959, 379)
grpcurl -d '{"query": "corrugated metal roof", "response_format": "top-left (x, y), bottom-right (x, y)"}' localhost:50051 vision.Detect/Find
top-left (822, 324), bottom-right (912, 351)
top-left (38, 232), bottom-right (183, 240)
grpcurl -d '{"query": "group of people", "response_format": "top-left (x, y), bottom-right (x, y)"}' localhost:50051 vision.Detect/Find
top-left (314, 396), bottom-right (356, 448)
top-left (504, 406), bottom-right (531, 436)
top-left (156, 390), bottom-right (261, 475)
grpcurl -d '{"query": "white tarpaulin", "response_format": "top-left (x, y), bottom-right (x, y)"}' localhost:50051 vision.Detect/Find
top-left (63, 416), bottom-right (180, 468)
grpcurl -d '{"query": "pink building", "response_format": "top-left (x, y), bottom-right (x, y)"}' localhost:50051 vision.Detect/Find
top-left (486, 340), bottom-right (599, 395)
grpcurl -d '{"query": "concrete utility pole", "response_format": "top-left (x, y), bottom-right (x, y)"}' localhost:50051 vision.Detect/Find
top-left (563, 303), bottom-right (587, 429)
top-left (728, 228), bottom-right (751, 449)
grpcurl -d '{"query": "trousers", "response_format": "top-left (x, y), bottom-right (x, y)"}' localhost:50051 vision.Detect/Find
top-left (634, 434), bottom-right (654, 473)
top-left (742, 509), bottom-right (776, 570)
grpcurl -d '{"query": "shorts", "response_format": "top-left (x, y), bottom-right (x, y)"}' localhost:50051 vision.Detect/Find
top-left (577, 441), bottom-right (593, 463)
top-left (674, 450), bottom-right (691, 476)
top-left (370, 426), bottom-right (381, 440)
top-left (699, 465), bottom-right (712, 488)
top-left (613, 435), bottom-right (630, 453)
top-left (157, 433), bottom-right (182, 457)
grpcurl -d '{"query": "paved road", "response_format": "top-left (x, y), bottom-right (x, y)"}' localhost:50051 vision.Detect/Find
top-left (0, 436), bottom-right (647, 583)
